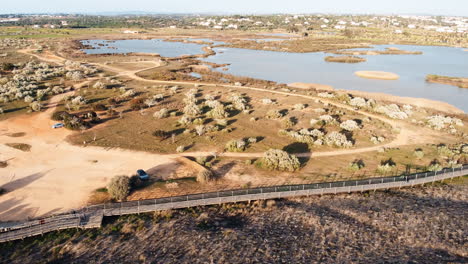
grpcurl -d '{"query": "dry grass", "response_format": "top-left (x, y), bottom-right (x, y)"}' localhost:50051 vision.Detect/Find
top-left (426, 75), bottom-right (468, 89)
top-left (68, 84), bottom-right (392, 154)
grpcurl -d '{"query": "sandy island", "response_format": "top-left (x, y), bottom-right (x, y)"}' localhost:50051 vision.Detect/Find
top-left (355, 71), bottom-right (400, 80)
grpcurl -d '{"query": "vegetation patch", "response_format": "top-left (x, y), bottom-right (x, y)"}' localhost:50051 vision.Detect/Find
top-left (426, 75), bottom-right (468, 89)
top-left (5, 143), bottom-right (31, 152)
top-left (324, 56), bottom-right (366, 63)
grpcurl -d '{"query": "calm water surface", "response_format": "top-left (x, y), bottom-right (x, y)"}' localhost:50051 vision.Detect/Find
top-left (81, 40), bottom-right (468, 112)
top-left (81, 39), bottom-right (206, 57)
top-left (203, 45), bottom-right (468, 112)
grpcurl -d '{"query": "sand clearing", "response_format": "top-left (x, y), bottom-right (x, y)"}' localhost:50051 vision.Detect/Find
top-left (0, 94), bottom-right (176, 221)
top-left (355, 71), bottom-right (400, 80)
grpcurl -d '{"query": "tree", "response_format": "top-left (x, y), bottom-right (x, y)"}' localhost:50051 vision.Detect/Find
top-left (107, 175), bottom-right (130, 201)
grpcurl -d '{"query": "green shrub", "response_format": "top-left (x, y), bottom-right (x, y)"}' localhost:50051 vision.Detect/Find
top-left (428, 159), bottom-right (442, 172)
top-left (377, 159), bottom-right (396, 174)
top-left (225, 139), bottom-right (247, 152)
top-left (255, 149), bottom-right (300, 172)
top-left (349, 160), bottom-right (365, 171)
top-left (108, 175), bottom-right (130, 201)
top-left (281, 117), bottom-right (296, 129)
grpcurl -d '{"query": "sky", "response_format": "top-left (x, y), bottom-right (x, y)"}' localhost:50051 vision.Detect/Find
top-left (0, 0), bottom-right (467, 16)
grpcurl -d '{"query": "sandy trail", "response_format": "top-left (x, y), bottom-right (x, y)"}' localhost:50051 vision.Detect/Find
top-left (0, 49), bottom-right (446, 221)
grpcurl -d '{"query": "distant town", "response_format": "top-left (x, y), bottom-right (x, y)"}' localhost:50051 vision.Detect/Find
top-left (0, 14), bottom-right (467, 35)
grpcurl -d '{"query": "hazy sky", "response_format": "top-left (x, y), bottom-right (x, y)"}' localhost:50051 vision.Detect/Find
top-left (1, 0), bottom-right (467, 16)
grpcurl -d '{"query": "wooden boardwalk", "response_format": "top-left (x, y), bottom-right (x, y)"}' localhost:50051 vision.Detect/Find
top-left (1, 165), bottom-right (466, 243)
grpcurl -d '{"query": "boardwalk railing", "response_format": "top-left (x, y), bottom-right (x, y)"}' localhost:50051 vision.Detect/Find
top-left (1, 165), bottom-right (467, 243)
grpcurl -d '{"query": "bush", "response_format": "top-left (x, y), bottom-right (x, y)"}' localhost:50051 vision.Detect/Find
top-left (154, 108), bottom-right (169, 119)
top-left (153, 130), bottom-right (168, 140)
top-left (197, 169), bottom-right (214, 184)
top-left (255, 149), bottom-right (300, 172)
top-left (108, 175), bottom-right (130, 201)
top-left (428, 159), bottom-right (442, 172)
top-left (349, 160), bottom-right (365, 171)
top-left (281, 117), bottom-right (296, 129)
top-left (183, 103), bottom-right (201, 117)
top-left (225, 139), bottom-right (247, 152)
top-left (129, 98), bottom-right (146, 111)
top-left (377, 159), bottom-right (396, 174)
top-left (196, 156), bottom-right (207, 166)
top-left (1, 62), bottom-right (15, 71)
top-left (266, 109), bottom-right (284, 119)
top-left (340, 120), bottom-right (360, 131)
top-left (92, 104), bottom-right (107, 111)
top-left (51, 111), bottom-right (71, 121)
top-left (176, 145), bottom-right (185, 153)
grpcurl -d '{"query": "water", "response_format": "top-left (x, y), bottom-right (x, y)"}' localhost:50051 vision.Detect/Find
top-left (190, 72), bottom-right (202, 79)
top-left (81, 39), bottom-right (206, 57)
top-left (80, 39), bottom-right (468, 112)
top-left (203, 45), bottom-right (468, 112)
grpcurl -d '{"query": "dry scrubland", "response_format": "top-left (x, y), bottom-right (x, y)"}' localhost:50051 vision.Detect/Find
top-left (0, 30), bottom-right (467, 217)
top-left (0, 180), bottom-right (467, 263)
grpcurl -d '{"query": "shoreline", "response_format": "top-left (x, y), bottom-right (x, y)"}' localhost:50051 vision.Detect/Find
top-left (64, 38), bottom-right (465, 114)
top-left (286, 82), bottom-right (464, 114)
top-left (337, 89), bottom-right (465, 115)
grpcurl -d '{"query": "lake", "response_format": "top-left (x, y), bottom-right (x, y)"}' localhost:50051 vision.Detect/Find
top-left (203, 45), bottom-right (468, 112)
top-left (81, 39), bottom-right (468, 112)
top-left (81, 39), bottom-right (206, 57)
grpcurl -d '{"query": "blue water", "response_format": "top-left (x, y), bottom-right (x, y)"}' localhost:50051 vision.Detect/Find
top-left (203, 45), bottom-right (468, 112)
top-left (81, 39), bottom-right (206, 57)
top-left (80, 39), bottom-right (468, 112)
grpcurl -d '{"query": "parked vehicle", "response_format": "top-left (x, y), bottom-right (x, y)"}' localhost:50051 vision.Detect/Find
top-left (137, 169), bottom-right (149, 181)
top-left (52, 123), bottom-right (64, 129)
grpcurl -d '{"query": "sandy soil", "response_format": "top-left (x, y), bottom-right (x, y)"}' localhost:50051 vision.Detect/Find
top-left (0, 93), bottom-right (176, 222)
top-left (355, 71), bottom-right (400, 80)
top-left (288, 82), bottom-right (334, 91)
